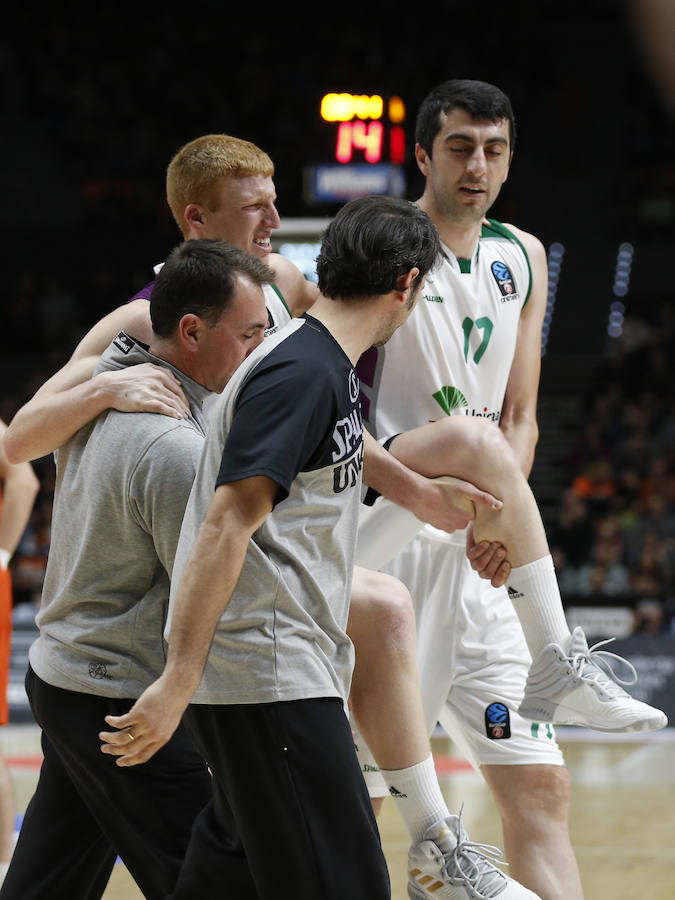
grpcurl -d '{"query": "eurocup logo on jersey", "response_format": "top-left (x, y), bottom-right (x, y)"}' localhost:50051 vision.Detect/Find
top-left (331, 369), bottom-right (364, 493)
top-left (490, 261), bottom-right (519, 301)
top-left (485, 702), bottom-right (511, 740)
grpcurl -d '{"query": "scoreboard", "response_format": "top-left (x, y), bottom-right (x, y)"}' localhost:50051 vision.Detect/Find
top-left (320, 93), bottom-right (406, 165)
top-left (304, 93), bottom-right (407, 205)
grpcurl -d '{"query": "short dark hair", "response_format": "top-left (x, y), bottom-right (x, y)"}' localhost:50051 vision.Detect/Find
top-left (150, 239), bottom-right (274, 338)
top-left (415, 79), bottom-right (516, 156)
top-left (316, 196), bottom-right (440, 301)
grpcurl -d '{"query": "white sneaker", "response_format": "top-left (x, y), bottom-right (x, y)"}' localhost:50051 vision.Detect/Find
top-left (408, 814), bottom-right (541, 899)
top-left (519, 626), bottom-right (668, 732)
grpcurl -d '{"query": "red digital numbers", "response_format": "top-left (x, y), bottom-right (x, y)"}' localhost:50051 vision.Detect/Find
top-left (322, 94), bottom-right (406, 166)
top-left (335, 121), bottom-right (383, 163)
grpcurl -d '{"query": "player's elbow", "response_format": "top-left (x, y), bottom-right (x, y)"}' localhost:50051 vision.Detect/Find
top-left (501, 410), bottom-right (539, 449)
top-left (2, 426), bottom-right (26, 466)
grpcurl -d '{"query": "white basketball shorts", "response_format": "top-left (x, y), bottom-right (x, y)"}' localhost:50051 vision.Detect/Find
top-left (354, 503), bottom-right (564, 798)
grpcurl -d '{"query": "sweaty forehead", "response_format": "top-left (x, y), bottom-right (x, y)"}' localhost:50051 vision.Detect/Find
top-left (437, 109), bottom-right (510, 143)
top-left (217, 174), bottom-right (277, 208)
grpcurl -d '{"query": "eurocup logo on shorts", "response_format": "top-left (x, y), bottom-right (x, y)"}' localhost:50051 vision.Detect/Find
top-left (485, 702), bottom-right (511, 740)
top-left (490, 261), bottom-right (518, 301)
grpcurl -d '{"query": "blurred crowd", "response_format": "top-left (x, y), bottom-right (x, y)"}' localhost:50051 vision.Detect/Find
top-left (3, 293), bottom-right (674, 639)
top-left (548, 301), bottom-right (675, 635)
top-left (1, 2), bottom-right (673, 636)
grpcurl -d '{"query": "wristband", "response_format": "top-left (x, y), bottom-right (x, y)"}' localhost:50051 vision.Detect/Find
top-left (0, 548), bottom-right (10, 571)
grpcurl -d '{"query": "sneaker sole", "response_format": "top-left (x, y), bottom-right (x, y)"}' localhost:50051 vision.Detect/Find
top-left (408, 885), bottom-right (456, 900)
top-left (519, 698), bottom-right (668, 733)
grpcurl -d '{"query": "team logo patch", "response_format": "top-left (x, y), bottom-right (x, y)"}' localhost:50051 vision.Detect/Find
top-left (432, 385), bottom-right (468, 415)
top-left (88, 662), bottom-right (112, 680)
top-left (112, 332), bottom-right (135, 354)
top-left (490, 261), bottom-right (518, 300)
top-left (348, 369), bottom-right (360, 403)
top-left (485, 702), bottom-right (511, 740)
top-left (388, 786), bottom-right (408, 798)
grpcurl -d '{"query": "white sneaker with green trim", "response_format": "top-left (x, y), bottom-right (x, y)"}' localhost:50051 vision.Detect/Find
top-left (519, 626), bottom-right (667, 732)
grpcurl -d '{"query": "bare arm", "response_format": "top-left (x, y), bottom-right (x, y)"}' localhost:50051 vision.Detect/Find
top-left (0, 420), bottom-right (40, 568)
top-left (98, 475), bottom-right (276, 766)
top-left (362, 428), bottom-right (502, 532)
top-left (270, 252), bottom-right (320, 317)
top-left (499, 225), bottom-right (548, 476)
top-left (4, 298), bottom-right (189, 463)
top-left (464, 226), bottom-right (547, 583)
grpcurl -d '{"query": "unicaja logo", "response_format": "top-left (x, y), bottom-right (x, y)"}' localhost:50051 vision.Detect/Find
top-left (463, 406), bottom-right (501, 423)
top-left (432, 386), bottom-right (468, 415)
top-left (432, 386), bottom-right (500, 422)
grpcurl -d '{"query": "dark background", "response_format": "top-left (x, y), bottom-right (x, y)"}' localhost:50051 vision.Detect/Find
top-left (0, 1), bottom-right (672, 360)
top-left (1, 2), bottom-right (674, 646)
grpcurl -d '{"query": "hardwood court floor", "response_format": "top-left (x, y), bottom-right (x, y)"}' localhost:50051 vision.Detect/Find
top-left (2, 726), bottom-right (674, 899)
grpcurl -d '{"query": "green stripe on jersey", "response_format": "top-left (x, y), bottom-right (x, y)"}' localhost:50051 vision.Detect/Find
top-left (481, 219), bottom-right (533, 306)
top-left (271, 283), bottom-right (292, 317)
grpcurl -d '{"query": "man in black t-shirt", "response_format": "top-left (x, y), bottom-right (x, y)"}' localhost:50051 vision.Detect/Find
top-left (99, 195), bottom-right (439, 900)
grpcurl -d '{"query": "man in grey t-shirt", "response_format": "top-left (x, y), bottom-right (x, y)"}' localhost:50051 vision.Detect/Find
top-left (99, 196), bottom-right (441, 900)
top-left (1, 240), bottom-right (273, 900)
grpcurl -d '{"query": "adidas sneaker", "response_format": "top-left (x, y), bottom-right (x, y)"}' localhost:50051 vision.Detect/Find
top-left (519, 626), bottom-right (668, 732)
top-left (408, 814), bottom-right (541, 899)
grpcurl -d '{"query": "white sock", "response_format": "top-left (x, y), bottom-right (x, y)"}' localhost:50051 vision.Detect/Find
top-left (507, 554), bottom-right (571, 658)
top-left (381, 754), bottom-right (450, 844)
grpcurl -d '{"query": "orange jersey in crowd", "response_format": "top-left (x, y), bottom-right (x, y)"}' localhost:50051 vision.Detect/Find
top-left (0, 491), bottom-right (11, 725)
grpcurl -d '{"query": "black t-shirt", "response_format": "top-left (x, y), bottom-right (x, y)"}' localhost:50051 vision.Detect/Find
top-left (216, 315), bottom-right (363, 503)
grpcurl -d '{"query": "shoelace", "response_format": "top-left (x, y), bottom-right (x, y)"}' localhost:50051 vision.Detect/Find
top-left (443, 808), bottom-right (507, 897)
top-left (448, 837), bottom-right (507, 896)
top-left (569, 637), bottom-right (638, 697)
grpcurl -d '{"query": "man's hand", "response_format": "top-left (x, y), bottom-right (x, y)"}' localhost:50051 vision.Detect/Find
top-left (409, 474), bottom-right (503, 534)
top-left (466, 523), bottom-right (511, 587)
top-left (95, 363), bottom-right (190, 420)
top-left (99, 675), bottom-right (188, 766)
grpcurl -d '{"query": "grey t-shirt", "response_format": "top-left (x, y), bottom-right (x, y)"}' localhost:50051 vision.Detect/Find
top-left (29, 332), bottom-right (210, 698)
top-left (169, 316), bottom-right (364, 706)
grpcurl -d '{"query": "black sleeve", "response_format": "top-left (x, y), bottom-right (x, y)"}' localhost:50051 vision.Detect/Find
top-left (216, 355), bottom-right (337, 503)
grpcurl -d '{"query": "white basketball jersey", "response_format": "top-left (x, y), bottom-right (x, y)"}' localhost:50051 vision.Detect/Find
top-left (358, 220), bottom-right (532, 438)
top-left (263, 282), bottom-right (293, 336)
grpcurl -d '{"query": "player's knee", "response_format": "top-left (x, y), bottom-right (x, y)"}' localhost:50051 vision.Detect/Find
top-left (471, 421), bottom-right (518, 478)
top-left (500, 765), bottom-right (572, 830)
top-left (545, 764), bottom-right (572, 813)
top-left (431, 417), bottom-right (518, 482)
top-left (348, 570), bottom-right (415, 653)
